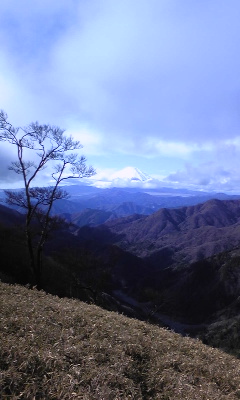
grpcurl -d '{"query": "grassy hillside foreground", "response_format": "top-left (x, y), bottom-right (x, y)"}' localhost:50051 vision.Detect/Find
top-left (1, 283), bottom-right (240, 400)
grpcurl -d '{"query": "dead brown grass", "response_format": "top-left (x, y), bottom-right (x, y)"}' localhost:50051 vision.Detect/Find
top-left (1, 281), bottom-right (240, 399)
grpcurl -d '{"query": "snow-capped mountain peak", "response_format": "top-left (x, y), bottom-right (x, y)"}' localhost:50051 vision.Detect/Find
top-left (111, 167), bottom-right (152, 182)
top-left (91, 166), bottom-right (153, 188)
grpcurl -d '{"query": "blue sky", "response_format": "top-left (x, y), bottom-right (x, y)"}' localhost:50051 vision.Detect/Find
top-left (1, 1), bottom-right (240, 191)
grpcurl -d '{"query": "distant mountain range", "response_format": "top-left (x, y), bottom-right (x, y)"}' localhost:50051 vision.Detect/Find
top-left (3, 193), bottom-right (240, 351)
top-left (1, 179), bottom-right (240, 226)
top-left (56, 184), bottom-right (240, 226)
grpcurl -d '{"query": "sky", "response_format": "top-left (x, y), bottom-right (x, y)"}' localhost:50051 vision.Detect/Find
top-left (1, 0), bottom-right (240, 192)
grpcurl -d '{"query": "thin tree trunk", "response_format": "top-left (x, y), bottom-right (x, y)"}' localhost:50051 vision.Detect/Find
top-left (25, 224), bottom-right (36, 286)
top-left (36, 246), bottom-right (42, 290)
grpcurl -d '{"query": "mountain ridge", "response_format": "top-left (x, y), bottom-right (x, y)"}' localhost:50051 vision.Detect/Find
top-left (104, 199), bottom-right (240, 264)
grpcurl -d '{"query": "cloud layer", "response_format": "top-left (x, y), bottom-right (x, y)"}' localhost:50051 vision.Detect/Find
top-left (1, 1), bottom-right (240, 191)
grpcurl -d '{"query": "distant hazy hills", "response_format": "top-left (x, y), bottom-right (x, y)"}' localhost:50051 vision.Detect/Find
top-left (2, 190), bottom-right (240, 271)
top-left (1, 183), bottom-right (240, 221)
top-left (2, 189), bottom-right (240, 269)
top-left (51, 185), bottom-right (240, 225)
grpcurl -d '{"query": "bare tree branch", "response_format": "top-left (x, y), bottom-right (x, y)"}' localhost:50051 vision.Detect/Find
top-left (0, 110), bottom-right (96, 288)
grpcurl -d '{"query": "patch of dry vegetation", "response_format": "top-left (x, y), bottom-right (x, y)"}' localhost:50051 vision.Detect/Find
top-left (200, 315), bottom-right (240, 358)
top-left (1, 282), bottom-right (240, 399)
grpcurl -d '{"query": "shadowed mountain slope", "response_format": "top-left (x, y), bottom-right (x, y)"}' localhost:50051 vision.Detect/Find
top-left (0, 204), bottom-right (24, 226)
top-left (62, 208), bottom-right (116, 227)
top-left (104, 199), bottom-right (240, 266)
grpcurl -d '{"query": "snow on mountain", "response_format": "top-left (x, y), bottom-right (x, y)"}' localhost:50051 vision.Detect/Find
top-left (92, 166), bottom-right (154, 188)
top-left (111, 167), bottom-right (152, 182)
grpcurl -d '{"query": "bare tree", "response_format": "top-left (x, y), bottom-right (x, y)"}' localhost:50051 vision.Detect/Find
top-left (0, 110), bottom-right (95, 288)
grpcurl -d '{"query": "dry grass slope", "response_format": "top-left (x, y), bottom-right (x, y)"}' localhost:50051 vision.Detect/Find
top-left (1, 282), bottom-right (240, 399)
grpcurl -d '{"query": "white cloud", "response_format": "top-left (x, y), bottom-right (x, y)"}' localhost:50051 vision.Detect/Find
top-left (1, 1), bottom-right (240, 192)
top-left (165, 155), bottom-right (240, 193)
top-left (47, 0), bottom-right (240, 143)
top-left (144, 138), bottom-right (214, 157)
top-left (67, 126), bottom-right (104, 155)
